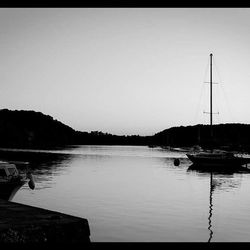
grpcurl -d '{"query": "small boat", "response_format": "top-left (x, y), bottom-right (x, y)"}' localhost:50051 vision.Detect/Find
top-left (0, 161), bottom-right (32, 200)
top-left (187, 54), bottom-right (250, 168)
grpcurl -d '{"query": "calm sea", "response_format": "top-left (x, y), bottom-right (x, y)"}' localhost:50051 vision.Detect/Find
top-left (6, 145), bottom-right (250, 242)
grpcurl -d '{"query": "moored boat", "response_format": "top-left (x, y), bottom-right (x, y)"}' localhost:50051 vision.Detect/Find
top-left (0, 161), bottom-right (34, 200)
top-left (187, 54), bottom-right (250, 168)
top-left (187, 150), bottom-right (250, 167)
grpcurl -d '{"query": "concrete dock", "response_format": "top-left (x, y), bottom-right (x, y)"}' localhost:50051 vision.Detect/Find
top-left (0, 199), bottom-right (91, 244)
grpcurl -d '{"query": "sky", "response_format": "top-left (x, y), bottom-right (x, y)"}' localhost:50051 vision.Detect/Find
top-left (0, 8), bottom-right (250, 136)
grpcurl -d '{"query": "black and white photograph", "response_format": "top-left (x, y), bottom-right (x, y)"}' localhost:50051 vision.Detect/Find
top-left (0, 6), bottom-right (250, 246)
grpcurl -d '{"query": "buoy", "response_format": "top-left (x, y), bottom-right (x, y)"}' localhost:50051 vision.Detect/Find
top-left (174, 158), bottom-right (180, 166)
top-left (27, 172), bottom-right (35, 190)
top-left (28, 179), bottom-right (35, 190)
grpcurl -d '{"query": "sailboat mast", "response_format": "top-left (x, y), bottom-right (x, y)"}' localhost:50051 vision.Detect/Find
top-left (210, 53), bottom-right (213, 138)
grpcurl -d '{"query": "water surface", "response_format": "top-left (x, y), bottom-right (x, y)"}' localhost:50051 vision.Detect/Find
top-left (5, 145), bottom-right (250, 242)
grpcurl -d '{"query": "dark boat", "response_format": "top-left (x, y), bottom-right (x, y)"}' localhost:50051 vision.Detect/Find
top-left (0, 161), bottom-right (27, 200)
top-left (187, 150), bottom-right (250, 168)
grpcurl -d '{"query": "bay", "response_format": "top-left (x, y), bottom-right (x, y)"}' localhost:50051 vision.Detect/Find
top-left (7, 145), bottom-right (250, 242)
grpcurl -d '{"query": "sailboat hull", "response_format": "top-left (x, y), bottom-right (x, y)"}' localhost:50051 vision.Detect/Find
top-left (187, 153), bottom-right (250, 168)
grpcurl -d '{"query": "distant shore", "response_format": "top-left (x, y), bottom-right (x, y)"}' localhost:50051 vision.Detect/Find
top-left (0, 109), bottom-right (250, 153)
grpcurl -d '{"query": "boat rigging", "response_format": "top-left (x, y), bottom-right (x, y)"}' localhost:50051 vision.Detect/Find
top-left (186, 53), bottom-right (250, 168)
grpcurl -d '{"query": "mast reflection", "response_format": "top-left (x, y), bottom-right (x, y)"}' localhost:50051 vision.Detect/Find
top-left (187, 164), bottom-right (250, 242)
top-left (208, 171), bottom-right (214, 242)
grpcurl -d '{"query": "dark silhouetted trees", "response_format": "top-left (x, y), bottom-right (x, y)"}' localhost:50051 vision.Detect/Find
top-left (0, 109), bottom-right (250, 152)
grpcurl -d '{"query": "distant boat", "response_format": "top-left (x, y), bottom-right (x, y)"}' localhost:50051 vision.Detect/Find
top-left (186, 53), bottom-right (250, 168)
top-left (187, 150), bottom-right (250, 167)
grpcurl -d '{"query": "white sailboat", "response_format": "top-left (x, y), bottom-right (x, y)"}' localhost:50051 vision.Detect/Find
top-left (186, 53), bottom-right (250, 168)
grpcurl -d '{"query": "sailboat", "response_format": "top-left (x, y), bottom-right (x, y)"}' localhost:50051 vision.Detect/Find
top-left (186, 53), bottom-right (250, 168)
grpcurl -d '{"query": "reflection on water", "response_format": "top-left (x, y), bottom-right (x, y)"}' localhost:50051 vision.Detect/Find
top-left (0, 152), bottom-right (75, 200)
top-left (1, 146), bottom-right (250, 241)
top-left (28, 154), bottom-right (76, 190)
top-left (187, 163), bottom-right (250, 242)
top-left (208, 172), bottom-right (214, 243)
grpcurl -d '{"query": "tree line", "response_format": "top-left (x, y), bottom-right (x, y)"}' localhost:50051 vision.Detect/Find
top-left (0, 109), bottom-right (250, 152)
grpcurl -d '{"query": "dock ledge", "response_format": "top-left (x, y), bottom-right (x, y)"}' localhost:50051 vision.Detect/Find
top-left (0, 199), bottom-right (91, 243)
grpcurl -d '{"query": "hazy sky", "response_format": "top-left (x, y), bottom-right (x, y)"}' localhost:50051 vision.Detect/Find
top-left (0, 8), bottom-right (250, 135)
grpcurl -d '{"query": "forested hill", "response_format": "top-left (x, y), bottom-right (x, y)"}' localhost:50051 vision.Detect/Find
top-left (0, 109), bottom-right (150, 148)
top-left (0, 109), bottom-right (75, 148)
top-left (151, 124), bottom-right (250, 152)
top-left (0, 109), bottom-right (250, 151)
